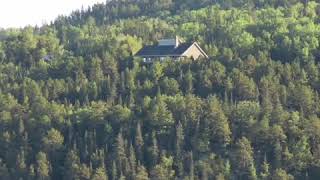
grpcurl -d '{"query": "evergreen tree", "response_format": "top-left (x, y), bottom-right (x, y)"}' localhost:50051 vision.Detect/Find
top-left (0, 159), bottom-right (10, 180)
top-left (42, 128), bottom-right (64, 152)
top-left (150, 155), bottom-right (175, 180)
top-left (16, 149), bottom-right (27, 179)
top-left (1, 1), bottom-right (320, 179)
top-left (110, 161), bottom-right (117, 180)
top-left (206, 96), bottom-right (231, 153)
top-left (271, 169), bottom-right (294, 180)
top-left (135, 122), bottom-right (144, 161)
top-left (128, 143), bottom-right (137, 179)
top-left (232, 137), bottom-right (257, 180)
top-left (184, 69), bottom-right (193, 94)
top-left (63, 150), bottom-right (81, 180)
top-left (135, 163), bottom-right (149, 180)
top-left (28, 164), bottom-right (36, 180)
top-left (186, 152), bottom-right (195, 180)
top-left (115, 132), bottom-right (129, 177)
top-left (92, 166), bottom-right (108, 180)
top-left (146, 132), bottom-right (159, 168)
top-left (259, 156), bottom-right (270, 180)
top-left (36, 152), bottom-right (51, 180)
top-left (174, 121), bottom-right (184, 177)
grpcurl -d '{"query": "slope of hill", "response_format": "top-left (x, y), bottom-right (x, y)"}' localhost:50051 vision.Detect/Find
top-left (0, 1), bottom-right (320, 180)
top-left (55, 0), bottom-right (316, 27)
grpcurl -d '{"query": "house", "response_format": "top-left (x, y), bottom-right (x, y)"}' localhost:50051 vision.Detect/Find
top-left (135, 36), bottom-right (208, 62)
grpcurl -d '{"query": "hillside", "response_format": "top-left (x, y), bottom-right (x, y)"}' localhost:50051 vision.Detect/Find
top-left (0, 0), bottom-right (320, 179)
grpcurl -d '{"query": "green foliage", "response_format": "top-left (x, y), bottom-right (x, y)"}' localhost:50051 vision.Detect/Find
top-left (92, 166), bottom-right (108, 180)
top-left (271, 168), bottom-right (294, 180)
top-left (150, 155), bottom-right (175, 180)
top-left (134, 164), bottom-right (149, 180)
top-left (0, 0), bottom-right (320, 179)
top-left (42, 128), bottom-right (64, 151)
top-left (36, 152), bottom-right (51, 180)
top-left (232, 137), bottom-right (257, 180)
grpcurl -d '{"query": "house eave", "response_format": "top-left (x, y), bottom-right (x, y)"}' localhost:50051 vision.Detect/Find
top-left (135, 54), bottom-right (186, 57)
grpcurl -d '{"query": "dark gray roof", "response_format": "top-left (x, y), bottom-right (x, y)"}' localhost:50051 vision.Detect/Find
top-left (135, 43), bottom-right (193, 57)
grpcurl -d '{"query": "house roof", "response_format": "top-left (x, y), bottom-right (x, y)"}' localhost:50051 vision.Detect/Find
top-left (135, 43), bottom-right (194, 57)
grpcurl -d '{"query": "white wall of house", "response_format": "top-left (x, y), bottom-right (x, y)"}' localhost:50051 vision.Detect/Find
top-left (182, 44), bottom-right (205, 59)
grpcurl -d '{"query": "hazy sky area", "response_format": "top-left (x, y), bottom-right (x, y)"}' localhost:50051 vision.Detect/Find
top-left (0, 0), bottom-right (106, 28)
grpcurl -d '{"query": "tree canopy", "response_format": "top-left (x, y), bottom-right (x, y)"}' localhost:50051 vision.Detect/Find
top-left (0, 0), bottom-right (320, 179)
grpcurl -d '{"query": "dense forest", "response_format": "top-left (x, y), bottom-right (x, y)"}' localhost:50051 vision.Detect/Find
top-left (0, 0), bottom-right (320, 179)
